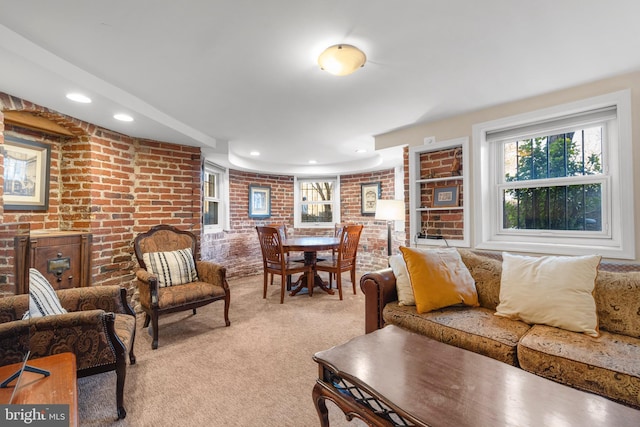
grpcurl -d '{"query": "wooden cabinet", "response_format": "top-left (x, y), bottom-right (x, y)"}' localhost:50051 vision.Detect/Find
top-left (30, 231), bottom-right (92, 291)
top-left (409, 137), bottom-right (470, 247)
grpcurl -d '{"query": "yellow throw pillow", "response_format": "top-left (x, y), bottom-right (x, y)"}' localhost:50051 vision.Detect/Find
top-left (400, 247), bottom-right (479, 314)
top-left (495, 252), bottom-right (601, 337)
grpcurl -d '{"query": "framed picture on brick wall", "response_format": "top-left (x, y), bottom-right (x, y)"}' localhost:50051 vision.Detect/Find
top-left (361, 182), bottom-right (381, 215)
top-left (432, 185), bottom-right (459, 208)
top-left (1, 135), bottom-right (51, 211)
top-left (249, 184), bottom-right (271, 218)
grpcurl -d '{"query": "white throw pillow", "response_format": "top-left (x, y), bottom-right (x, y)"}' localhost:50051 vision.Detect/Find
top-left (23, 268), bottom-right (67, 319)
top-left (495, 252), bottom-right (601, 337)
top-left (389, 254), bottom-right (415, 306)
top-left (143, 248), bottom-right (199, 287)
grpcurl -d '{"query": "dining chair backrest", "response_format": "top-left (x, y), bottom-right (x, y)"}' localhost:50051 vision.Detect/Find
top-left (256, 226), bottom-right (286, 268)
top-left (267, 223), bottom-right (288, 240)
top-left (337, 224), bottom-right (363, 266)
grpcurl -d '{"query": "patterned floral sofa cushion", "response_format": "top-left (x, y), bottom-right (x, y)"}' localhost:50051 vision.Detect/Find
top-left (594, 270), bottom-right (640, 338)
top-left (518, 324), bottom-right (640, 408)
top-left (458, 249), bottom-right (502, 310)
top-left (383, 303), bottom-right (531, 366)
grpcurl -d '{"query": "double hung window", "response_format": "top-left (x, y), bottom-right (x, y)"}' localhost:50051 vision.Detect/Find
top-left (294, 177), bottom-right (340, 228)
top-left (473, 90), bottom-right (634, 258)
top-left (203, 163), bottom-right (228, 233)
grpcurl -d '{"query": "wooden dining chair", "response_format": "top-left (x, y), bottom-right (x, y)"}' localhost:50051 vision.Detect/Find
top-left (266, 223), bottom-right (289, 285)
top-left (316, 224), bottom-right (364, 300)
top-left (256, 226), bottom-right (313, 303)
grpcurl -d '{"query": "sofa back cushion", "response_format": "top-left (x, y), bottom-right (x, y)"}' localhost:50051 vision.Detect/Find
top-left (594, 270), bottom-right (640, 338)
top-left (495, 253), bottom-right (601, 337)
top-left (457, 249), bottom-right (502, 310)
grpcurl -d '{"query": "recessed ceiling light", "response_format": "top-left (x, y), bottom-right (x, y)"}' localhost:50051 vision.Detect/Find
top-left (355, 148), bottom-right (367, 153)
top-left (308, 160), bottom-right (318, 164)
top-left (66, 93), bottom-right (92, 103)
top-left (250, 151), bottom-right (260, 156)
top-left (113, 113), bottom-right (134, 122)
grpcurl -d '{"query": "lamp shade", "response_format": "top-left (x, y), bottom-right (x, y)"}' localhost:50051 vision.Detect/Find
top-left (318, 44), bottom-right (366, 76)
top-left (375, 199), bottom-right (405, 221)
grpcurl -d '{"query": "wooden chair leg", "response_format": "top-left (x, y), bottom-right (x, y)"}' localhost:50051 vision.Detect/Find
top-left (151, 313), bottom-right (159, 350)
top-left (115, 356), bottom-right (127, 419)
top-left (223, 292), bottom-right (231, 326)
top-left (280, 274), bottom-right (285, 304)
top-left (143, 312), bottom-right (150, 328)
top-left (263, 272), bottom-right (269, 299)
top-left (337, 271), bottom-right (343, 300)
top-left (129, 329), bottom-right (137, 365)
top-left (351, 268), bottom-right (357, 294)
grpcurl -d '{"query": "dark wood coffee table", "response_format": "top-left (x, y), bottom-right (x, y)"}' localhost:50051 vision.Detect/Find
top-left (0, 352), bottom-right (78, 427)
top-left (312, 325), bottom-right (640, 427)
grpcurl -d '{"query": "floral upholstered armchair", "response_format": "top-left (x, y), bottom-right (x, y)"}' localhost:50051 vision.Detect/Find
top-left (0, 282), bottom-right (136, 420)
top-left (134, 224), bottom-right (230, 349)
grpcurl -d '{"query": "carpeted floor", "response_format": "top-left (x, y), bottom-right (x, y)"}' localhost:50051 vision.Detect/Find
top-left (77, 274), bottom-right (368, 426)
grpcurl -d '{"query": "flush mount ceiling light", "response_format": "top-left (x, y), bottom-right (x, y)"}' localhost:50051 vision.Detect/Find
top-left (318, 44), bottom-right (366, 76)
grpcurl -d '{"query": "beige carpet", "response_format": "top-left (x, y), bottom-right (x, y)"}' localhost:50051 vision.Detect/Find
top-left (78, 274), bottom-right (368, 427)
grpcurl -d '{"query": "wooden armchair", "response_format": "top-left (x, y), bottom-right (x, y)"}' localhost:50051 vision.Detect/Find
top-left (134, 225), bottom-right (230, 349)
top-left (0, 285), bottom-right (136, 419)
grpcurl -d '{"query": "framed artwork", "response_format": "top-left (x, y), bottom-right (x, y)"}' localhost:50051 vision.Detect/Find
top-left (360, 182), bottom-right (381, 215)
top-left (432, 185), bottom-right (459, 208)
top-left (2, 136), bottom-right (51, 211)
top-left (248, 184), bottom-right (271, 218)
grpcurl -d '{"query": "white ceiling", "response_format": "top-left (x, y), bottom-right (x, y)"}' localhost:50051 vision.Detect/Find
top-left (1, 1), bottom-right (640, 175)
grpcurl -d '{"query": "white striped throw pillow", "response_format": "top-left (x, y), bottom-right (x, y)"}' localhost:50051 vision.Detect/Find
top-left (23, 268), bottom-right (67, 319)
top-left (143, 248), bottom-right (199, 287)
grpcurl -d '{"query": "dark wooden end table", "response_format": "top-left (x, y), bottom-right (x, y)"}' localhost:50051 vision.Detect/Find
top-left (312, 325), bottom-right (640, 427)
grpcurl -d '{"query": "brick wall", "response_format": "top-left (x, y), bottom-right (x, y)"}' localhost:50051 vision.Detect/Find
top-left (417, 147), bottom-right (464, 239)
top-left (202, 168), bottom-right (405, 279)
top-left (1, 93), bottom-right (405, 298)
top-left (0, 93), bottom-right (202, 294)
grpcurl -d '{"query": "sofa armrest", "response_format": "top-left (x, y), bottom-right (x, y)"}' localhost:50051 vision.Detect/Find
top-left (28, 310), bottom-right (122, 372)
top-left (57, 285), bottom-right (134, 316)
top-left (0, 319), bottom-right (30, 366)
top-left (135, 268), bottom-right (159, 308)
top-left (0, 294), bottom-right (29, 323)
top-left (360, 268), bottom-right (398, 334)
top-left (196, 261), bottom-right (229, 291)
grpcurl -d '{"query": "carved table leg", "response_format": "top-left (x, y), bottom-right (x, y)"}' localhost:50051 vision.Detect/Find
top-left (313, 381), bottom-right (331, 427)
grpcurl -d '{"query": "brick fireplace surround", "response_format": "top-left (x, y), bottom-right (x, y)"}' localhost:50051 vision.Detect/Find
top-left (0, 92), bottom-right (406, 297)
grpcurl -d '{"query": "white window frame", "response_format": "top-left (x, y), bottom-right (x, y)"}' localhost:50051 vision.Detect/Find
top-left (473, 90), bottom-right (635, 259)
top-left (203, 162), bottom-right (229, 233)
top-left (294, 176), bottom-right (341, 229)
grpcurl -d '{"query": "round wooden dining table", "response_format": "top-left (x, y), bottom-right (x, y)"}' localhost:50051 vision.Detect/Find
top-left (282, 236), bottom-right (340, 296)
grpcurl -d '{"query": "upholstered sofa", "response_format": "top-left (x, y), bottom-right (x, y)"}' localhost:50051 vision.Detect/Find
top-left (360, 249), bottom-right (640, 409)
top-left (0, 285), bottom-right (136, 419)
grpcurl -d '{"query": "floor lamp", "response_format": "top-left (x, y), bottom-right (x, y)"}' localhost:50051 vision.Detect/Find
top-left (375, 199), bottom-right (405, 256)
